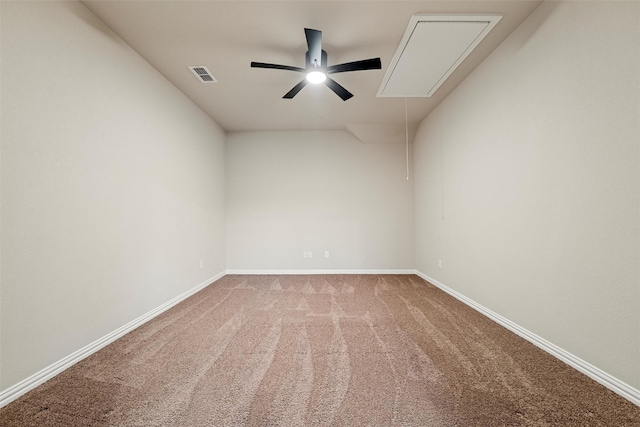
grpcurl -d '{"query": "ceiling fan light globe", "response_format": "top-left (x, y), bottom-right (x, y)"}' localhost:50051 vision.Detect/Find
top-left (306, 71), bottom-right (326, 84)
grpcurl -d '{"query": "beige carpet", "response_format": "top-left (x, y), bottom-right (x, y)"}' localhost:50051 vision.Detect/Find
top-left (1, 274), bottom-right (638, 426)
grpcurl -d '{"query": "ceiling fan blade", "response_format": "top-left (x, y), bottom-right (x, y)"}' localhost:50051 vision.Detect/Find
top-left (327, 58), bottom-right (382, 74)
top-left (283, 79), bottom-right (308, 99)
top-left (251, 62), bottom-right (305, 73)
top-left (324, 77), bottom-right (353, 101)
top-left (304, 28), bottom-right (323, 68)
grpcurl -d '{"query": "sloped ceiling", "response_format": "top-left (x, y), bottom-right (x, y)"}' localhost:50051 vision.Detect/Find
top-left (82, 1), bottom-right (542, 140)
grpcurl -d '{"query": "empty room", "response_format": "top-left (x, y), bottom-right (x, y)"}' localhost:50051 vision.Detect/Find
top-left (1, 0), bottom-right (639, 425)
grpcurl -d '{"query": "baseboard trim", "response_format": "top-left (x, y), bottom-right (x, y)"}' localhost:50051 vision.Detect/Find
top-left (0, 271), bottom-right (226, 409)
top-left (415, 271), bottom-right (640, 407)
top-left (225, 269), bottom-right (416, 275)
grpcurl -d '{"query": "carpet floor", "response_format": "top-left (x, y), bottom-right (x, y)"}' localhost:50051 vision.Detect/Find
top-left (1, 274), bottom-right (638, 426)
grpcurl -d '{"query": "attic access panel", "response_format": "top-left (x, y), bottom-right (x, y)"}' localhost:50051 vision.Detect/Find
top-left (377, 14), bottom-right (502, 98)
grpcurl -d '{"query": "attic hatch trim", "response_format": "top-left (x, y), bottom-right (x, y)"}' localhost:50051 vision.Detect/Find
top-left (377, 14), bottom-right (502, 98)
top-left (188, 65), bottom-right (218, 83)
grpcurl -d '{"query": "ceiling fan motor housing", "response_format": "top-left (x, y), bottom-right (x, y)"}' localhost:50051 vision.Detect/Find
top-left (306, 50), bottom-right (327, 70)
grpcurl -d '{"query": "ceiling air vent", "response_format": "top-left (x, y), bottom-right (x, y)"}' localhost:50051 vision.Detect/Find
top-left (377, 14), bottom-right (501, 98)
top-left (188, 65), bottom-right (217, 83)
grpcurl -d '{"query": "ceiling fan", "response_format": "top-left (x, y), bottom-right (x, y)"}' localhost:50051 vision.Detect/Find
top-left (251, 28), bottom-right (382, 101)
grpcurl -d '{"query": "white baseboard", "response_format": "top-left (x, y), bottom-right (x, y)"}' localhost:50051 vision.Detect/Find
top-left (225, 269), bottom-right (416, 275)
top-left (415, 271), bottom-right (640, 407)
top-left (0, 271), bottom-right (226, 409)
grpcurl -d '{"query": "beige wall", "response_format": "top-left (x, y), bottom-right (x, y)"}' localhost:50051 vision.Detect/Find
top-left (226, 131), bottom-right (414, 271)
top-left (0, 1), bottom-right (226, 389)
top-left (414, 1), bottom-right (639, 388)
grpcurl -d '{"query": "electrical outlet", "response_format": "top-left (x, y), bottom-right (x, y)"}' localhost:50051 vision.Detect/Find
top-left (308, 251), bottom-right (313, 258)
top-left (303, 251), bottom-right (308, 258)
top-left (438, 259), bottom-right (442, 269)
top-left (325, 251), bottom-right (330, 258)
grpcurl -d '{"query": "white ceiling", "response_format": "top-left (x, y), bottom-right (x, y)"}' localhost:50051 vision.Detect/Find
top-left (82, 0), bottom-right (542, 137)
